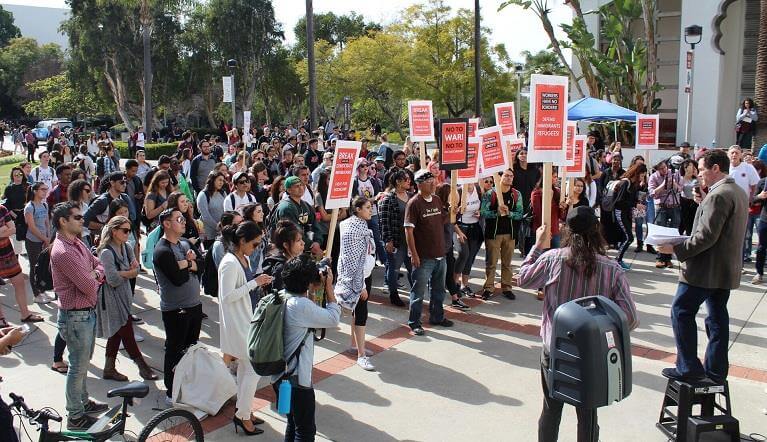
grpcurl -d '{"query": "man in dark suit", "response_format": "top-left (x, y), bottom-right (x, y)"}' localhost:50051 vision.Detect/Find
top-left (657, 149), bottom-right (748, 383)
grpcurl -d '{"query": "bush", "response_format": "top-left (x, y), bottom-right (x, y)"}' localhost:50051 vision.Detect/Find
top-left (114, 141), bottom-right (178, 160)
top-left (0, 154), bottom-right (25, 165)
top-left (186, 127), bottom-right (226, 139)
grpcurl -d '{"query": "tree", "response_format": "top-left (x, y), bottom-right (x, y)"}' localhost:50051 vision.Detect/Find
top-left (293, 12), bottom-right (381, 54)
top-left (521, 49), bottom-right (568, 81)
top-left (0, 38), bottom-right (64, 116)
top-left (754, 0), bottom-right (767, 150)
top-left (24, 73), bottom-right (112, 117)
top-left (0, 5), bottom-right (20, 48)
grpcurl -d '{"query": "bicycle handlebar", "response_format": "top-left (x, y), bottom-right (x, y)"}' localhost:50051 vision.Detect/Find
top-left (9, 392), bottom-right (63, 423)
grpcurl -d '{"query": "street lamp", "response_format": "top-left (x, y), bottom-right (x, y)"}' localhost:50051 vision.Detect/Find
top-left (227, 59), bottom-right (238, 128)
top-left (514, 64), bottom-right (523, 132)
top-left (683, 25), bottom-right (702, 143)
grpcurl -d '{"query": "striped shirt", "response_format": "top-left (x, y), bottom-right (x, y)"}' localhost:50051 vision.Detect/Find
top-left (518, 246), bottom-right (639, 351)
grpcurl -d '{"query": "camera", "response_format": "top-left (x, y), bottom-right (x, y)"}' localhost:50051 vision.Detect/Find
top-left (316, 257), bottom-right (331, 276)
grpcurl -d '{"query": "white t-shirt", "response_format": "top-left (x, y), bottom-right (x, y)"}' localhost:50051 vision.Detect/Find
top-left (32, 165), bottom-right (57, 196)
top-left (137, 132), bottom-right (145, 147)
top-left (223, 192), bottom-right (256, 212)
top-left (356, 178), bottom-right (378, 216)
top-left (461, 188), bottom-right (481, 224)
top-left (730, 162), bottom-right (760, 197)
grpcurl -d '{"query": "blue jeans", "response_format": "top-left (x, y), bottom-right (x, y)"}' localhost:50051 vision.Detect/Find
top-left (367, 215), bottom-right (387, 266)
top-left (408, 258), bottom-right (446, 328)
top-left (744, 213), bottom-right (759, 260)
top-left (671, 282), bottom-right (730, 382)
top-left (57, 309), bottom-right (97, 419)
top-left (654, 206), bottom-right (681, 262)
top-left (385, 246), bottom-right (412, 300)
top-left (634, 215), bottom-right (645, 244)
top-left (645, 198), bottom-right (655, 229)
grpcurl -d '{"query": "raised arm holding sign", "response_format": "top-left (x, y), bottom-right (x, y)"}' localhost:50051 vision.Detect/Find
top-left (324, 140), bottom-right (362, 257)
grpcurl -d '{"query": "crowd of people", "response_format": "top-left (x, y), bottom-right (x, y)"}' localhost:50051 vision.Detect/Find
top-left (0, 117), bottom-right (760, 441)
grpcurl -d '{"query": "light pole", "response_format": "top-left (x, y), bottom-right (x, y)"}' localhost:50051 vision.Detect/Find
top-left (306, 0), bottom-right (317, 131)
top-left (473, 0), bottom-right (481, 118)
top-left (683, 25), bottom-right (702, 143)
top-left (227, 59), bottom-right (238, 128)
top-left (514, 64), bottom-right (523, 131)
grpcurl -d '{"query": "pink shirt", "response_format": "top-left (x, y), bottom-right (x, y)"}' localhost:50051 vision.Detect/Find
top-left (51, 234), bottom-right (103, 310)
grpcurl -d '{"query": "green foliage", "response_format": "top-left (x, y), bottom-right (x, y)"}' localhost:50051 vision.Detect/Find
top-left (24, 73), bottom-right (112, 117)
top-left (0, 37), bottom-right (64, 116)
top-left (293, 12), bottom-right (381, 54)
top-left (0, 155), bottom-right (25, 166)
top-left (0, 5), bottom-right (20, 48)
top-left (113, 141), bottom-right (177, 160)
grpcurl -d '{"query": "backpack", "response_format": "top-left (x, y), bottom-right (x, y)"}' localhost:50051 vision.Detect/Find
top-left (141, 225), bottom-right (163, 270)
top-left (201, 247), bottom-right (218, 297)
top-left (33, 246), bottom-right (54, 293)
top-left (247, 291), bottom-right (310, 376)
top-left (600, 178), bottom-right (628, 212)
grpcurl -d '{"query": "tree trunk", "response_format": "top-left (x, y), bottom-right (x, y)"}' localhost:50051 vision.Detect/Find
top-left (103, 57), bottom-right (134, 131)
top-left (141, 0), bottom-right (153, 132)
top-left (642, 0), bottom-right (658, 114)
top-left (754, 0), bottom-right (767, 151)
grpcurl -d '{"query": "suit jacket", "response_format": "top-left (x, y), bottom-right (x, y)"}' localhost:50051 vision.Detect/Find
top-left (673, 177), bottom-right (748, 290)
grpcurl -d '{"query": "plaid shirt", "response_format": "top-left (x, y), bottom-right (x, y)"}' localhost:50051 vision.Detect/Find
top-left (51, 234), bottom-right (104, 310)
top-left (377, 190), bottom-right (409, 249)
top-left (518, 246), bottom-right (639, 351)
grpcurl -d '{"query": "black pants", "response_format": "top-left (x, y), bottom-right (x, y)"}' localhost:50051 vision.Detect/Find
top-left (444, 250), bottom-right (461, 297)
top-left (353, 275), bottom-right (372, 327)
top-left (614, 209), bottom-right (633, 263)
top-left (0, 396), bottom-right (18, 442)
top-left (272, 383), bottom-right (316, 442)
top-left (161, 304), bottom-right (203, 396)
top-left (539, 352), bottom-right (598, 442)
top-left (27, 145), bottom-right (36, 162)
top-left (679, 197), bottom-right (697, 236)
top-left (53, 332), bottom-right (67, 363)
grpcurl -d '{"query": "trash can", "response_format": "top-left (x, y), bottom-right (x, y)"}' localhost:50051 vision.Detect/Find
top-left (548, 295), bottom-right (633, 409)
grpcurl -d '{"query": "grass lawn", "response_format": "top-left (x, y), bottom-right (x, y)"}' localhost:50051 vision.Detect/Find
top-left (0, 156), bottom-right (26, 197)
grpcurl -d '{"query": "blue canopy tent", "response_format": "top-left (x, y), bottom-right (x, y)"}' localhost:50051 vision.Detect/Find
top-left (567, 97), bottom-right (639, 141)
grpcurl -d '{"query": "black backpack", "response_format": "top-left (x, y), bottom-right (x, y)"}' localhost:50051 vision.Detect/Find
top-left (201, 247), bottom-right (218, 297)
top-left (33, 246), bottom-right (54, 292)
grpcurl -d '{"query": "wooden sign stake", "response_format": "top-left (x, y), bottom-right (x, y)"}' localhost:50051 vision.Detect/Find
top-left (559, 168), bottom-right (568, 204)
top-left (542, 163), bottom-right (553, 241)
top-left (450, 170), bottom-right (459, 223)
top-left (419, 141), bottom-right (427, 170)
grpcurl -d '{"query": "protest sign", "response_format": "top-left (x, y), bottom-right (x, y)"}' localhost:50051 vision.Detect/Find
top-left (468, 118), bottom-right (480, 140)
top-left (506, 138), bottom-right (525, 167)
top-left (325, 140), bottom-right (362, 210)
top-left (561, 121), bottom-right (576, 167)
top-left (494, 102), bottom-right (517, 141)
top-left (408, 100), bottom-right (435, 142)
top-left (457, 139), bottom-right (481, 184)
top-left (438, 118), bottom-right (469, 170)
top-left (635, 114), bottom-right (659, 150)
top-left (565, 135), bottom-right (587, 176)
top-left (527, 74), bottom-right (568, 163)
top-left (477, 126), bottom-right (507, 175)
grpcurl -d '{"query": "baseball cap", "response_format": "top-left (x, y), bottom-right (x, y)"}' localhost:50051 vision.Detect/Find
top-left (232, 171), bottom-right (248, 183)
top-left (375, 155), bottom-right (385, 162)
top-left (414, 169), bottom-right (435, 184)
top-left (566, 206), bottom-right (599, 234)
top-left (285, 176), bottom-right (302, 189)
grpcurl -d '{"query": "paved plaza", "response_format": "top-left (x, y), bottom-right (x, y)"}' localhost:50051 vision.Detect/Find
top-left (1, 239), bottom-right (765, 441)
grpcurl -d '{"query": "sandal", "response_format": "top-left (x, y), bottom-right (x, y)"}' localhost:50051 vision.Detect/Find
top-left (51, 362), bottom-right (69, 374)
top-left (21, 314), bottom-right (44, 323)
top-left (0, 317), bottom-right (8, 328)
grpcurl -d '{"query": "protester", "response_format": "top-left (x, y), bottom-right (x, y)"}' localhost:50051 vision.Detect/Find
top-left (735, 97), bottom-right (758, 149)
top-left (454, 180), bottom-right (485, 296)
top-left (435, 183), bottom-right (470, 309)
top-left (678, 159), bottom-right (699, 236)
top-left (517, 207), bottom-right (638, 442)
top-left (726, 145), bottom-right (760, 263)
top-left (271, 255), bottom-right (341, 441)
top-left (3, 166), bottom-right (29, 254)
top-left (218, 221), bottom-right (272, 435)
top-left (657, 149), bottom-right (747, 383)
top-left (512, 150), bottom-right (541, 253)
top-left (50, 202), bottom-right (109, 430)
top-left (0, 204), bottom-right (40, 324)
top-left (190, 139), bottom-right (217, 193)
top-left (612, 163), bottom-right (647, 270)
top-left (83, 172), bottom-right (133, 238)
top-left (275, 176), bottom-right (319, 255)
top-left (143, 170), bottom-right (173, 230)
top-left (262, 220), bottom-right (304, 292)
top-left (197, 171), bottom-right (228, 249)
top-left (153, 208), bottom-right (204, 403)
top-left (404, 170), bottom-right (454, 335)
top-left (211, 211), bottom-right (244, 268)
top-left (96, 216), bottom-right (157, 381)
top-left (223, 171), bottom-right (257, 212)
top-left (378, 169), bottom-right (413, 306)
top-left (24, 182), bottom-right (54, 304)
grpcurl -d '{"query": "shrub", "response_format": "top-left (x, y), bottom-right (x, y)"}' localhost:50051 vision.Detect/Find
top-left (114, 141), bottom-right (178, 160)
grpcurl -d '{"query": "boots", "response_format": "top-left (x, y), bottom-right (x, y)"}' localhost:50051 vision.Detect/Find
top-left (103, 356), bottom-right (128, 381)
top-left (133, 356), bottom-right (158, 380)
top-left (634, 241), bottom-right (644, 253)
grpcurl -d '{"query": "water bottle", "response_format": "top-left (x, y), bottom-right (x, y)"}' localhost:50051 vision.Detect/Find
top-left (277, 380), bottom-right (292, 415)
top-left (711, 139), bottom-right (717, 149)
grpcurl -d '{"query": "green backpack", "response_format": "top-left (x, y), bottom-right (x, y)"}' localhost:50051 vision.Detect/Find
top-left (248, 290), bottom-right (309, 376)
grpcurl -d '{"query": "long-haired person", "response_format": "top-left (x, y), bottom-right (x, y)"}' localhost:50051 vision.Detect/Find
top-left (435, 183), bottom-right (470, 309)
top-left (3, 166), bottom-right (29, 254)
top-left (613, 163), bottom-right (648, 270)
top-left (262, 220), bottom-right (305, 293)
top-left (337, 197), bottom-right (376, 370)
top-left (679, 159), bottom-right (699, 237)
top-left (736, 97), bottom-right (758, 149)
top-left (0, 202), bottom-right (40, 324)
top-left (517, 207), bottom-right (638, 442)
top-left (454, 180), bottom-right (484, 297)
top-left (218, 221), bottom-right (273, 435)
top-left (144, 170), bottom-right (173, 230)
top-left (197, 171), bottom-right (228, 249)
top-left (95, 216), bottom-right (157, 381)
top-left (377, 169), bottom-right (413, 306)
top-left (564, 177), bottom-right (590, 209)
top-left (240, 203), bottom-right (268, 274)
top-left (166, 191), bottom-right (201, 248)
top-left (24, 182), bottom-right (53, 303)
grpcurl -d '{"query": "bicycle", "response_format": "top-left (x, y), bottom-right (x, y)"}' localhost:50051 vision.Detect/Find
top-left (9, 381), bottom-right (204, 441)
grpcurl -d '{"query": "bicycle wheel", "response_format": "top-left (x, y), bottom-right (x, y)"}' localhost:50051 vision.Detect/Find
top-left (137, 408), bottom-right (204, 442)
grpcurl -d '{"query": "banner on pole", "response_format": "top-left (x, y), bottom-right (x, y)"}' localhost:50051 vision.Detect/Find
top-left (494, 102), bottom-right (517, 142)
top-left (527, 74), bottom-right (568, 163)
top-left (325, 140), bottom-right (362, 210)
top-left (457, 139), bottom-right (481, 184)
top-left (635, 114), bottom-right (660, 150)
top-left (222, 76), bottom-right (233, 103)
top-left (468, 118), bottom-right (480, 140)
top-left (477, 126), bottom-right (508, 176)
top-left (565, 135), bottom-right (587, 176)
top-left (408, 100), bottom-right (435, 142)
top-left (438, 118), bottom-right (469, 170)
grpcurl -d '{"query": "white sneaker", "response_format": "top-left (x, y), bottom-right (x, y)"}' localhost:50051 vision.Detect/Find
top-left (752, 274), bottom-right (763, 285)
top-left (134, 332), bottom-right (145, 342)
top-left (34, 293), bottom-right (54, 304)
top-left (356, 356), bottom-right (375, 371)
top-left (345, 347), bottom-right (374, 357)
top-left (164, 395), bottom-right (174, 407)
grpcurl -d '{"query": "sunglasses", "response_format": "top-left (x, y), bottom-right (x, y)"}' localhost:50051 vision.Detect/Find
top-left (175, 216), bottom-right (187, 224)
top-left (237, 180), bottom-right (249, 185)
top-left (69, 214), bottom-right (83, 221)
top-left (116, 227), bottom-right (131, 234)
top-left (12, 172), bottom-right (22, 176)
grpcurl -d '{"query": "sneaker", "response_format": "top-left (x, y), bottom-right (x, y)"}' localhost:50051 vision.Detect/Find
top-left (451, 299), bottom-right (471, 310)
top-left (634, 245), bottom-right (643, 253)
top-left (752, 274), bottom-right (763, 285)
top-left (130, 315), bottom-right (144, 324)
top-left (356, 356), bottom-right (375, 371)
top-left (345, 347), bottom-right (374, 357)
top-left (460, 286), bottom-right (473, 297)
top-left (646, 245), bottom-right (657, 254)
top-left (67, 414), bottom-right (98, 430)
top-left (618, 261), bottom-right (632, 270)
top-left (411, 326), bottom-right (425, 336)
top-left (164, 395), bottom-right (174, 407)
top-left (34, 293), bottom-right (54, 304)
top-left (744, 257), bottom-right (753, 263)
top-left (655, 260), bottom-right (665, 269)
top-left (502, 290), bottom-right (516, 300)
top-left (134, 332), bottom-right (145, 342)
top-left (431, 318), bottom-right (454, 327)
top-left (480, 290), bottom-right (492, 300)
top-left (82, 399), bottom-right (108, 415)
top-left (665, 261), bottom-right (674, 269)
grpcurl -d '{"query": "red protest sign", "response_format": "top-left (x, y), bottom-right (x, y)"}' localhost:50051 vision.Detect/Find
top-left (326, 141), bottom-right (362, 210)
top-left (635, 114), bottom-right (659, 150)
top-left (494, 102), bottom-right (517, 139)
top-left (506, 138), bottom-right (525, 165)
top-left (439, 118), bottom-right (469, 170)
top-left (468, 118), bottom-right (480, 140)
top-left (457, 139), bottom-right (480, 184)
top-left (408, 100), bottom-right (435, 142)
top-left (528, 74), bottom-right (568, 163)
top-left (477, 126), bottom-right (507, 175)
top-left (563, 122), bottom-right (576, 166)
top-left (565, 135), bottom-right (587, 176)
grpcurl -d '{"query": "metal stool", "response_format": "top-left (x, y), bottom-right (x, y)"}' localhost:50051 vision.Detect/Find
top-left (657, 378), bottom-right (738, 441)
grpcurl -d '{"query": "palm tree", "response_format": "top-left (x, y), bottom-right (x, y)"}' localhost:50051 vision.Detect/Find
top-left (755, 0), bottom-right (767, 151)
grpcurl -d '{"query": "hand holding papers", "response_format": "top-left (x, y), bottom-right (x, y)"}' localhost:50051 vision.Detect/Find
top-left (645, 223), bottom-right (689, 247)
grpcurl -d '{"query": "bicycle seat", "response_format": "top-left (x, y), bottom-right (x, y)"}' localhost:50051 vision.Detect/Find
top-left (107, 381), bottom-right (149, 399)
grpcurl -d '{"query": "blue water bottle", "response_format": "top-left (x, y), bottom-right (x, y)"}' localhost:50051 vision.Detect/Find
top-left (277, 380), bottom-right (292, 415)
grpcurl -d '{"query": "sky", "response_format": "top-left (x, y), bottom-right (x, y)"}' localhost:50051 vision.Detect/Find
top-left (2, 0), bottom-right (572, 63)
